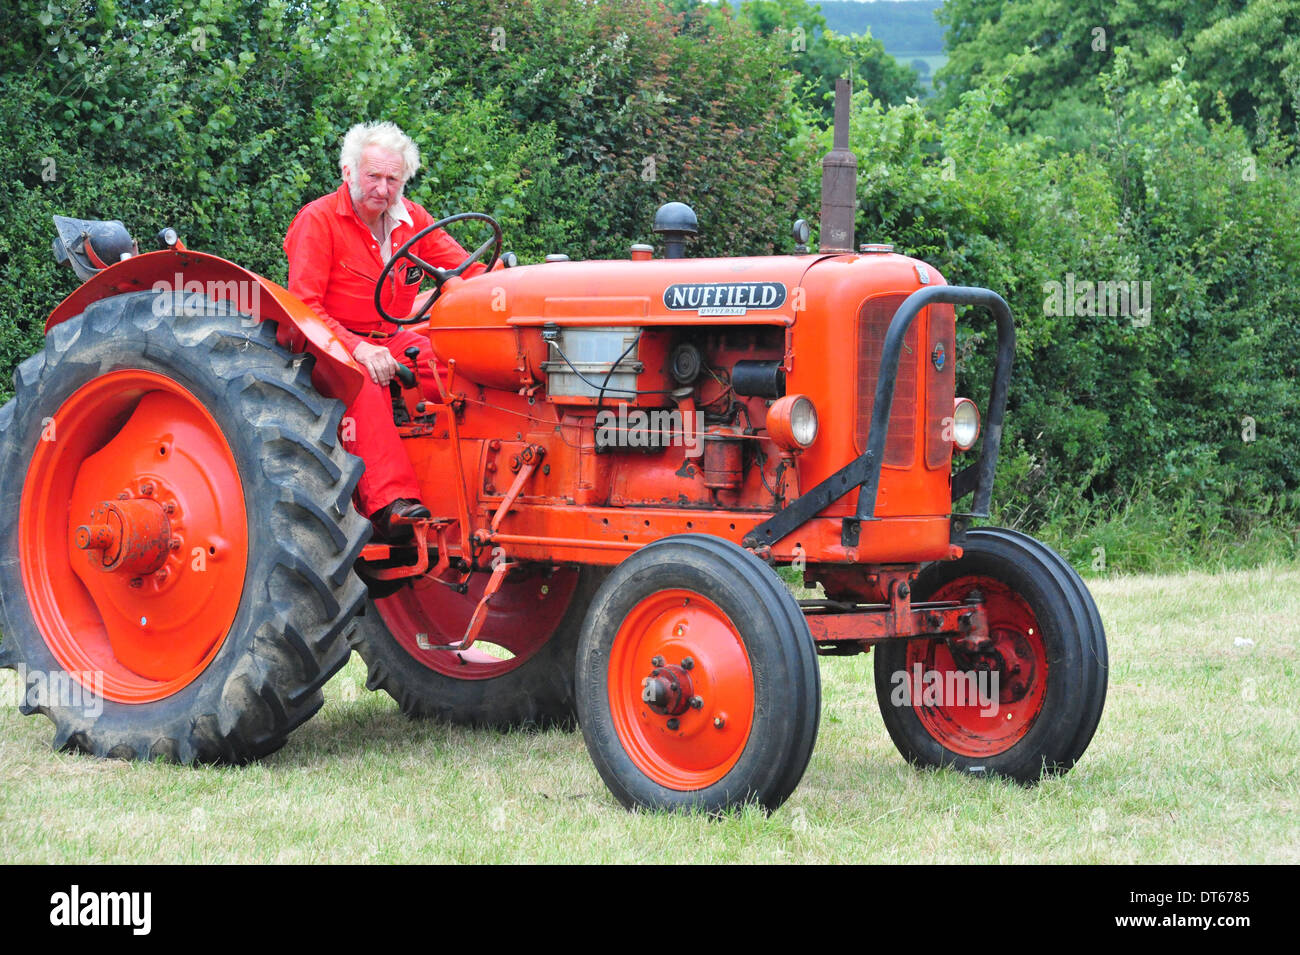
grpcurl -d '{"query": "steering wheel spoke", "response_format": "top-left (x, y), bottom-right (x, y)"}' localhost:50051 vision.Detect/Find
top-left (374, 213), bottom-right (503, 325)
top-left (448, 234), bottom-right (499, 278)
top-left (404, 252), bottom-right (443, 277)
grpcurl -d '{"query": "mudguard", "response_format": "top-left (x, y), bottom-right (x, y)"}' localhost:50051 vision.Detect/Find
top-left (45, 248), bottom-right (365, 405)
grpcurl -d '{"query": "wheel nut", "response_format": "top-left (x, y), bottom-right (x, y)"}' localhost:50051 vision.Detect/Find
top-left (128, 577), bottom-right (143, 588)
top-left (666, 718), bottom-right (679, 730)
top-left (651, 655), bottom-right (665, 667)
top-left (681, 656), bottom-right (694, 670)
top-left (690, 696), bottom-right (703, 709)
top-left (163, 502), bottom-right (176, 515)
top-left (141, 482), bottom-right (155, 496)
top-left (713, 715), bottom-right (726, 729)
top-left (170, 537), bottom-right (182, 551)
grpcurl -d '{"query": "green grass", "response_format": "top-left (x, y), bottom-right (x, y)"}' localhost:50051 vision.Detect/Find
top-left (2, 564), bottom-right (1297, 863)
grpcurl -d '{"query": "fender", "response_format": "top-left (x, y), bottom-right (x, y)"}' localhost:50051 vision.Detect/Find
top-left (46, 248), bottom-right (364, 405)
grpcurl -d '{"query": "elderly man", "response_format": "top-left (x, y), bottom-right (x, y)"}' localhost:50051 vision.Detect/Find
top-left (284, 121), bottom-right (485, 539)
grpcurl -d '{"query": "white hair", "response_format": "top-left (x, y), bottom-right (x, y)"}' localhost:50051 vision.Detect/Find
top-left (339, 121), bottom-right (421, 185)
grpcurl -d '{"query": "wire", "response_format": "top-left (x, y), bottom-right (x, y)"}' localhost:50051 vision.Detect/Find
top-left (545, 335), bottom-right (678, 399)
top-left (698, 365), bottom-right (734, 410)
top-left (596, 329), bottom-right (643, 415)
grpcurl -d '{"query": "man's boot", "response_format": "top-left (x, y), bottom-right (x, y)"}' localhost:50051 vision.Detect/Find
top-left (370, 498), bottom-right (431, 542)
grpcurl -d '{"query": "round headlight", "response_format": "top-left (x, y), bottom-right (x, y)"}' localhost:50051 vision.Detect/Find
top-left (767, 394), bottom-right (819, 450)
top-left (951, 398), bottom-right (980, 451)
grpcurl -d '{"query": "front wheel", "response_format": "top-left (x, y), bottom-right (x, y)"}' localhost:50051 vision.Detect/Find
top-left (873, 527), bottom-right (1108, 782)
top-left (576, 534), bottom-right (821, 813)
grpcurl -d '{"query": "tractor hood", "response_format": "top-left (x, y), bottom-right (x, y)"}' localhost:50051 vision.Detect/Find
top-left (436, 254), bottom-right (838, 329)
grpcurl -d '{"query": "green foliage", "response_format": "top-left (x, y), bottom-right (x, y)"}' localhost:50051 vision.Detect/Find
top-left (393, 0), bottom-right (816, 259)
top-left (934, 0), bottom-right (1300, 148)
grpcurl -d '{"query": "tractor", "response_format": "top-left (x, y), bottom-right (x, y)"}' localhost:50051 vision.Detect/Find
top-left (0, 83), bottom-right (1106, 813)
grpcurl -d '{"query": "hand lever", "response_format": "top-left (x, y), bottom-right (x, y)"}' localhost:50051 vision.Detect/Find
top-left (397, 346), bottom-right (423, 395)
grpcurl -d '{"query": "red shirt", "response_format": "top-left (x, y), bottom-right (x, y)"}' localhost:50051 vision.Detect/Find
top-left (283, 183), bottom-right (483, 351)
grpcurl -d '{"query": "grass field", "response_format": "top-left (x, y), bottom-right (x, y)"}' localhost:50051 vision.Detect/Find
top-left (2, 564), bottom-right (1297, 864)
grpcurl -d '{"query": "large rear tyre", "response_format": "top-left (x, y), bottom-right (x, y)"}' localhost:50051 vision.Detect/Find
top-left (873, 527), bottom-right (1107, 782)
top-left (576, 534), bottom-right (821, 813)
top-left (0, 291), bottom-right (368, 762)
top-left (348, 564), bottom-right (608, 728)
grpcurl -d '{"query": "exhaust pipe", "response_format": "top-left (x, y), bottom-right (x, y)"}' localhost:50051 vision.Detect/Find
top-left (818, 77), bottom-right (857, 253)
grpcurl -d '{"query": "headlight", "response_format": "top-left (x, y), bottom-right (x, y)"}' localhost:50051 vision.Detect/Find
top-left (767, 394), bottom-right (818, 450)
top-left (951, 398), bottom-right (980, 451)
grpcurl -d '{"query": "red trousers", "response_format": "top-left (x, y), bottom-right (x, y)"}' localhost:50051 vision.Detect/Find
top-left (342, 329), bottom-right (440, 517)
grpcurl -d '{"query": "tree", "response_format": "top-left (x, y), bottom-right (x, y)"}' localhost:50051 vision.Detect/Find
top-left (726, 0), bottom-right (922, 110)
top-left (934, 0), bottom-right (1300, 146)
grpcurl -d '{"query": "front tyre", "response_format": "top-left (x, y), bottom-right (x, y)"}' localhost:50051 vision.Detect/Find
top-left (576, 534), bottom-right (821, 813)
top-left (873, 527), bottom-right (1108, 782)
top-left (0, 291), bottom-right (369, 762)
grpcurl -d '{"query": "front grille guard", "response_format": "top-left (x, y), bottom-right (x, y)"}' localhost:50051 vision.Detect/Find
top-left (742, 285), bottom-right (1015, 551)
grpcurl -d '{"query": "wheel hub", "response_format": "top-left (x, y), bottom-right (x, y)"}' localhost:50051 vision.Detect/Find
top-left (75, 496), bottom-right (172, 575)
top-left (950, 625), bottom-right (1037, 704)
top-left (641, 663), bottom-right (695, 716)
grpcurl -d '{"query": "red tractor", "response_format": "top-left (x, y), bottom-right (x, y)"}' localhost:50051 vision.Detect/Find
top-left (0, 88), bottom-right (1106, 813)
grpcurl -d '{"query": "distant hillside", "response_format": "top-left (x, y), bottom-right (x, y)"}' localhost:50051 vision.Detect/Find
top-left (816, 1), bottom-right (945, 53)
top-left (813, 0), bottom-right (945, 86)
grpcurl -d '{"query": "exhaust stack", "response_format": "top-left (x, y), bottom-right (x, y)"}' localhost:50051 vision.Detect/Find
top-left (818, 77), bottom-right (857, 253)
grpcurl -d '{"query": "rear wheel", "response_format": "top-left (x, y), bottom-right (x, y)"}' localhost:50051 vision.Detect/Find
top-left (348, 564), bottom-right (608, 728)
top-left (873, 527), bottom-right (1107, 782)
top-left (576, 535), bottom-right (821, 813)
top-left (0, 291), bottom-right (368, 762)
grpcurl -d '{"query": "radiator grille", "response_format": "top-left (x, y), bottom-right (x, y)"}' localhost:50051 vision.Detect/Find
top-left (855, 294), bottom-right (916, 467)
top-left (926, 303), bottom-right (956, 469)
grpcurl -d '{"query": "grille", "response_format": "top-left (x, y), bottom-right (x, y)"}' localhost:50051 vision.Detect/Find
top-left (855, 294), bottom-right (916, 467)
top-left (926, 304), bottom-right (956, 469)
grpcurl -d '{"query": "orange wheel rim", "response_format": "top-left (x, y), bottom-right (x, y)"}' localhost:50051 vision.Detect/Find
top-left (608, 589), bottom-right (754, 790)
top-left (19, 370), bottom-right (248, 703)
top-left (906, 576), bottom-right (1048, 757)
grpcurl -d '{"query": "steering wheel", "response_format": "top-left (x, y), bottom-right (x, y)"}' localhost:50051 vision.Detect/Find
top-left (374, 212), bottom-right (502, 325)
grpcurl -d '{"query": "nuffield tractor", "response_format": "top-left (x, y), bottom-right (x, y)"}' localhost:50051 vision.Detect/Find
top-left (0, 86), bottom-right (1106, 813)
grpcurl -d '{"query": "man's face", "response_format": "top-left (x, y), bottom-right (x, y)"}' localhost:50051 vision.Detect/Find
top-left (346, 145), bottom-right (406, 219)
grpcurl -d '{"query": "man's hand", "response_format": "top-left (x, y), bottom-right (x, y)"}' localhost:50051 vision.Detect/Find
top-left (353, 340), bottom-right (401, 386)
